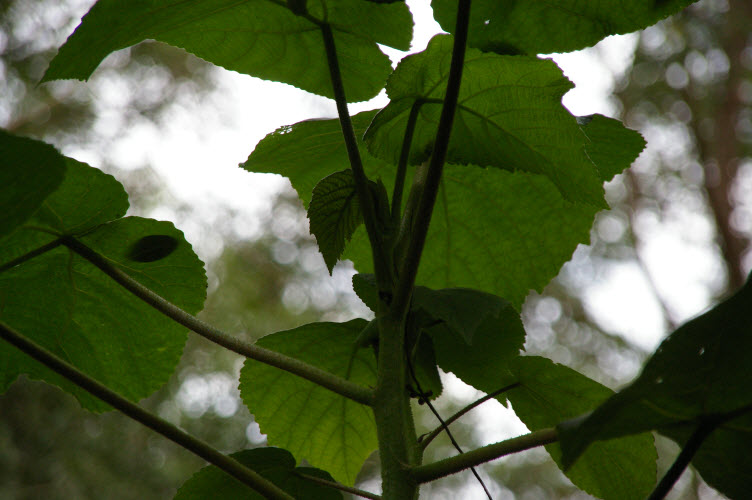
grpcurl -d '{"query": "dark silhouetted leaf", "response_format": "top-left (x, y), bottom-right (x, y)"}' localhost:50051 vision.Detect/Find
top-left (0, 130), bottom-right (66, 240)
top-left (559, 272), bottom-right (752, 500)
top-left (432, 0), bottom-right (699, 55)
top-left (127, 234), bottom-right (180, 262)
top-left (412, 287), bottom-right (506, 344)
top-left (174, 447), bottom-right (342, 500)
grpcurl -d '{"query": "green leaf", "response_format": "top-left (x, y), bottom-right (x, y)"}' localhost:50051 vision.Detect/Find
top-left (432, 0), bottom-right (698, 55)
top-left (239, 320), bottom-right (377, 485)
top-left (246, 111), bottom-right (604, 308)
top-left (505, 357), bottom-right (656, 500)
top-left (364, 35), bottom-right (617, 206)
top-left (0, 130), bottom-right (66, 239)
top-left (558, 272), bottom-right (752, 487)
top-left (578, 114), bottom-right (647, 182)
top-left (174, 447), bottom-right (342, 500)
top-left (409, 332), bottom-right (443, 401)
top-left (43, 0), bottom-right (412, 102)
top-left (0, 158), bottom-right (128, 267)
top-left (0, 158), bottom-right (206, 412)
top-left (308, 170), bottom-right (363, 273)
top-left (351, 273), bottom-right (380, 312)
top-left (411, 287), bottom-right (507, 344)
top-left (427, 299), bottom-right (524, 389)
top-left (374, 167), bottom-right (599, 308)
top-left (242, 112), bottom-right (391, 207)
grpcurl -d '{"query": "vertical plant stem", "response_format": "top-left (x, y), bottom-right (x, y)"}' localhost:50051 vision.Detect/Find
top-left (391, 101), bottom-right (424, 223)
top-left (320, 23), bottom-right (393, 294)
top-left (391, 0), bottom-right (473, 319)
top-left (373, 3), bottom-right (473, 498)
top-left (0, 321), bottom-right (294, 500)
top-left (373, 314), bottom-right (419, 500)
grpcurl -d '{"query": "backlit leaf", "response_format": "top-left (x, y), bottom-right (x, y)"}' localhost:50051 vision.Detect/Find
top-left (43, 0), bottom-right (412, 102)
top-left (0, 155), bottom-right (205, 412)
top-left (239, 320), bottom-right (377, 485)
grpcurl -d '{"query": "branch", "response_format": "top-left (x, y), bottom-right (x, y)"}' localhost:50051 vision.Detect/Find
top-left (0, 320), bottom-right (294, 500)
top-left (406, 356), bottom-right (491, 500)
top-left (62, 237), bottom-right (374, 406)
top-left (410, 428), bottom-right (558, 484)
top-left (320, 23), bottom-right (393, 296)
top-left (391, 0), bottom-right (472, 319)
top-left (647, 421), bottom-right (716, 500)
top-left (420, 382), bottom-right (521, 450)
top-left (293, 471), bottom-right (382, 500)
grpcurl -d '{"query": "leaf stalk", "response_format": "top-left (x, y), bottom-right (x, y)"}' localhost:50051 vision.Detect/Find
top-left (62, 236), bottom-right (374, 406)
top-left (420, 382), bottom-right (522, 450)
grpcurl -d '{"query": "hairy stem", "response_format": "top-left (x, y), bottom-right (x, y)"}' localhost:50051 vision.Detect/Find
top-left (63, 237), bottom-right (373, 406)
top-left (420, 382), bottom-right (521, 450)
top-left (411, 428), bottom-right (558, 484)
top-left (373, 314), bottom-right (420, 500)
top-left (391, 0), bottom-right (472, 319)
top-left (320, 23), bottom-right (393, 295)
top-left (0, 320), bottom-right (294, 500)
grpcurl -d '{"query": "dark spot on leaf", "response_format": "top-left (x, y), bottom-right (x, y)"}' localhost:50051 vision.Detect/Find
top-left (128, 235), bottom-right (179, 262)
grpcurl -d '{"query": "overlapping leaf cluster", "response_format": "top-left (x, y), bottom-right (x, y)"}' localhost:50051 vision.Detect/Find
top-left (5, 0), bottom-right (747, 498)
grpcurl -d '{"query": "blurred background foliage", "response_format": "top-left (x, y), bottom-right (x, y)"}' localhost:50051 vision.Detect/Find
top-left (0, 0), bottom-right (749, 498)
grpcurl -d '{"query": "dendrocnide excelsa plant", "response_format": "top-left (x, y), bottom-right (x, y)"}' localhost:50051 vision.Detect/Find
top-left (2, 1), bottom-right (751, 499)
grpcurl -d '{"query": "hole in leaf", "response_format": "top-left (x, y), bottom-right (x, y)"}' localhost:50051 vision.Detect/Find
top-left (128, 235), bottom-right (179, 262)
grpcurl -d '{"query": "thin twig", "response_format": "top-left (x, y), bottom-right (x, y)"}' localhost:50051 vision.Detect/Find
top-left (420, 382), bottom-right (521, 450)
top-left (293, 471), bottom-right (382, 500)
top-left (647, 421), bottom-right (717, 500)
top-left (0, 320), bottom-right (294, 500)
top-left (410, 428), bottom-right (558, 484)
top-left (406, 355), bottom-right (492, 500)
top-left (62, 236), bottom-right (374, 406)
